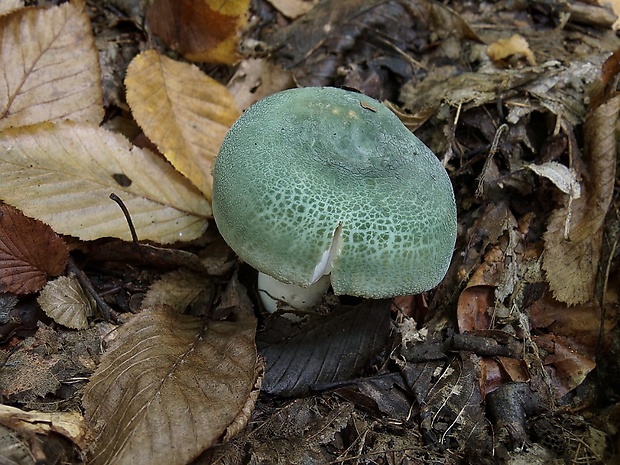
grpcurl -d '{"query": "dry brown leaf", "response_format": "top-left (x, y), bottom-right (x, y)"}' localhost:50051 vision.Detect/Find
top-left (527, 291), bottom-right (618, 396)
top-left (543, 94), bottom-right (620, 305)
top-left (0, 3), bottom-right (103, 130)
top-left (0, 404), bottom-right (93, 452)
top-left (532, 334), bottom-right (596, 397)
top-left (0, 122), bottom-right (211, 244)
top-left (140, 269), bottom-right (212, 312)
top-left (83, 303), bottom-right (258, 465)
top-left (0, 203), bottom-right (68, 295)
top-left (146, 0), bottom-right (250, 64)
top-left (264, 0), bottom-right (316, 19)
top-left (487, 34), bottom-right (536, 66)
top-left (37, 275), bottom-right (95, 329)
top-left (598, 0), bottom-right (620, 29)
top-left (227, 58), bottom-right (294, 111)
top-left (125, 51), bottom-right (240, 200)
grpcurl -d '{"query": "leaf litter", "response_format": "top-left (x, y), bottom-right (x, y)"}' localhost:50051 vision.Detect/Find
top-left (0, 122), bottom-right (211, 243)
top-left (0, 203), bottom-right (68, 295)
top-left (1, 0), bottom-right (620, 464)
top-left (0, 2), bottom-right (103, 129)
top-left (125, 51), bottom-right (240, 200)
top-left (83, 280), bottom-right (259, 465)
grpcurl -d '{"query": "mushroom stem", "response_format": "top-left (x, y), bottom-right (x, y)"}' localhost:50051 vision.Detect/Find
top-left (258, 272), bottom-right (331, 313)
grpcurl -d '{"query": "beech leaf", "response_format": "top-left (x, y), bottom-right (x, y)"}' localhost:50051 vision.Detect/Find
top-left (0, 1), bottom-right (23, 15)
top-left (83, 303), bottom-right (258, 465)
top-left (37, 275), bottom-right (95, 330)
top-left (125, 51), bottom-right (240, 200)
top-left (140, 269), bottom-right (212, 312)
top-left (543, 94), bottom-right (620, 304)
top-left (0, 122), bottom-right (211, 244)
top-left (0, 3), bottom-right (103, 129)
top-left (0, 203), bottom-right (68, 294)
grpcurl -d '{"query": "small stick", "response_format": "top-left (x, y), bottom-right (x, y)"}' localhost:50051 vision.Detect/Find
top-left (109, 193), bottom-right (139, 245)
top-left (476, 123), bottom-right (508, 198)
top-left (68, 257), bottom-right (120, 323)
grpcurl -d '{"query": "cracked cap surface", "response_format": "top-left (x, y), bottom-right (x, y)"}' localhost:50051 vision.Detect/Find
top-left (212, 87), bottom-right (457, 298)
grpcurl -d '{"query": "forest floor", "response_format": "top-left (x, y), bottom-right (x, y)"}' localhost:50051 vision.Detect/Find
top-left (1, 0), bottom-right (620, 464)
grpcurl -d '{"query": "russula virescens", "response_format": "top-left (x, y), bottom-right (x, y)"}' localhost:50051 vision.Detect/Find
top-left (212, 87), bottom-right (457, 312)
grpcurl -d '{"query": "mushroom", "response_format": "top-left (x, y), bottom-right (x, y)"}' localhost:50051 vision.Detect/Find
top-left (212, 87), bottom-right (457, 312)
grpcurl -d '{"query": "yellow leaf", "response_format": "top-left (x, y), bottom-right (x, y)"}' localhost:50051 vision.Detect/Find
top-left (0, 3), bottom-right (103, 129)
top-left (487, 34), bottom-right (536, 67)
top-left (0, 122), bottom-right (211, 244)
top-left (126, 51), bottom-right (240, 200)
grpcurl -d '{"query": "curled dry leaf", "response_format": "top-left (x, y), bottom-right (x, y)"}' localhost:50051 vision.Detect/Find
top-left (125, 51), bottom-right (240, 200)
top-left (528, 291), bottom-right (618, 396)
top-left (487, 34), bottom-right (536, 66)
top-left (526, 162), bottom-right (581, 199)
top-left (37, 275), bottom-right (95, 330)
top-left (0, 2), bottom-right (103, 130)
top-left (0, 203), bottom-right (68, 295)
top-left (145, 0), bottom-right (250, 64)
top-left (0, 122), bottom-right (211, 244)
top-left (0, 404), bottom-right (93, 452)
top-left (83, 303), bottom-right (258, 465)
top-left (542, 95), bottom-right (620, 304)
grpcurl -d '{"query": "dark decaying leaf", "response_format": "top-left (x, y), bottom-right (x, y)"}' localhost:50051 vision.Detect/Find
top-left (258, 300), bottom-right (391, 397)
top-left (402, 354), bottom-right (490, 453)
top-left (0, 203), bottom-right (68, 294)
top-left (83, 301), bottom-right (258, 465)
top-left (334, 373), bottom-right (413, 420)
top-left (268, 0), bottom-right (479, 94)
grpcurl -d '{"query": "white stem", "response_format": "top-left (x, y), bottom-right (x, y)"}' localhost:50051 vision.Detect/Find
top-left (258, 272), bottom-right (331, 313)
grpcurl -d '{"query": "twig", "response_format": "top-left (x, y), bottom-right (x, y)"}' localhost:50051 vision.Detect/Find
top-left (109, 193), bottom-right (139, 245)
top-left (475, 123), bottom-right (508, 198)
top-left (68, 257), bottom-right (120, 323)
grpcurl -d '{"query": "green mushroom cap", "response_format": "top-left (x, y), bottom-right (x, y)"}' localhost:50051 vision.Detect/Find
top-left (212, 87), bottom-right (457, 298)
